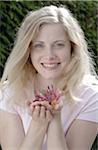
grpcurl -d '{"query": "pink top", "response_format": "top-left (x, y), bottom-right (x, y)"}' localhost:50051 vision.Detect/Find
top-left (0, 81), bottom-right (98, 149)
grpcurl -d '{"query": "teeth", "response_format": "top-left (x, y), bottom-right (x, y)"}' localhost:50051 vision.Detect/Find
top-left (41, 63), bottom-right (60, 68)
top-left (43, 64), bottom-right (57, 67)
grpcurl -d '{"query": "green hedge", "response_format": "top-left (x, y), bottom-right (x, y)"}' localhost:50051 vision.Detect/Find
top-left (0, 1), bottom-right (98, 149)
top-left (0, 0), bottom-right (98, 77)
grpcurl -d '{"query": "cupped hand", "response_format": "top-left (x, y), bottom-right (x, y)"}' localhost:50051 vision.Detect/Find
top-left (26, 100), bottom-right (53, 124)
top-left (26, 100), bottom-right (61, 118)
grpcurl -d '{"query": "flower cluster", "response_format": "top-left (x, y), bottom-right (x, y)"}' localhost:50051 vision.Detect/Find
top-left (33, 86), bottom-right (64, 110)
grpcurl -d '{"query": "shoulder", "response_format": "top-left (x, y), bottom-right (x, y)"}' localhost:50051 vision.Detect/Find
top-left (73, 76), bottom-right (98, 123)
top-left (0, 81), bottom-right (18, 114)
top-left (75, 75), bottom-right (98, 101)
top-left (0, 80), bottom-right (12, 101)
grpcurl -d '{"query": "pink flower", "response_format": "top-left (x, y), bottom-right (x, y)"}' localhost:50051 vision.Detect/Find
top-left (33, 85), bottom-right (64, 110)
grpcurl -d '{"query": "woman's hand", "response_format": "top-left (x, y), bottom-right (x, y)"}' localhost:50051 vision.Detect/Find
top-left (24, 100), bottom-right (53, 150)
top-left (28, 102), bottom-right (52, 124)
top-left (31, 100), bottom-right (61, 116)
top-left (26, 100), bottom-right (53, 125)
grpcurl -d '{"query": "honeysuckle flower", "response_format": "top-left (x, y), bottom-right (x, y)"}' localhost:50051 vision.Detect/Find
top-left (32, 86), bottom-right (64, 111)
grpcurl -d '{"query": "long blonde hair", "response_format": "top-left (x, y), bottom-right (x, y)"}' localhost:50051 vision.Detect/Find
top-left (0, 5), bottom-right (96, 105)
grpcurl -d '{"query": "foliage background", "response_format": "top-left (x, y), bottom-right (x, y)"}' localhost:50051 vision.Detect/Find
top-left (0, 0), bottom-right (98, 78)
top-left (0, 0), bottom-right (98, 150)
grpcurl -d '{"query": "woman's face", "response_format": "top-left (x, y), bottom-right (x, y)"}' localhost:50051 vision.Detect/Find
top-left (30, 23), bottom-right (71, 79)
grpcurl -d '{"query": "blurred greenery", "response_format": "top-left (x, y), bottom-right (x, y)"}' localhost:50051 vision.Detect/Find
top-left (0, 0), bottom-right (98, 149)
top-left (0, 0), bottom-right (98, 77)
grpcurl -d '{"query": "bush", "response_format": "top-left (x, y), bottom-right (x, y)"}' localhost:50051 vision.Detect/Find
top-left (0, 0), bottom-right (97, 77)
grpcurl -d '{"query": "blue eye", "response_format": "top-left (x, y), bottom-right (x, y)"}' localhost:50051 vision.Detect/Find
top-left (57, 43), bottom-right (64, 46)
top-left (34, 44), bottom-right (44, 48)
top-left (54, 43), bottom-right (65, 48)
top-left (33, 43), bottom-right (45, 50)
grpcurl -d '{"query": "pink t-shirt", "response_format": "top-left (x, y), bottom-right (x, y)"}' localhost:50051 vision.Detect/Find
top-left (0, 82), bottom-right (98, 149)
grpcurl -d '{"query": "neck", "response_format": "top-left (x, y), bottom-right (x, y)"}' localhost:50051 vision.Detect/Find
top-left (34, 74), bottom-right (62, 93)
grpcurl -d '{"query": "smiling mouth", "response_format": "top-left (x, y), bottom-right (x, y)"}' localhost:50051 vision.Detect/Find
top-left (41, 62), bottom-right (61, 69)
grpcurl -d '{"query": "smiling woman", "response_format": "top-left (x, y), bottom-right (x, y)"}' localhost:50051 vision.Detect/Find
top-left (0, 5), bottom-right (98, 150)
top-left (30, 24), bottom-right (71, 80)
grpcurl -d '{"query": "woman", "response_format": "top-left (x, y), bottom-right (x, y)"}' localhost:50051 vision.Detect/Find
top-left (0, 5), bottom-right (98, 150)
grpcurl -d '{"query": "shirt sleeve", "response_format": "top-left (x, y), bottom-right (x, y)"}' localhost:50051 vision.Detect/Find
top-left (0, 100), bottom-right (18, 114)
top-left (0, 82), bottom-right (18, 115)
top-left (76, 91), bottom-right (98, 123)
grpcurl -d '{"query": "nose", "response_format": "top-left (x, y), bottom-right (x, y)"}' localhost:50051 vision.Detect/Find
top-left (45, 45), bottom-right (55, 58)
top-left (43, 46), bottom-right (57, 62)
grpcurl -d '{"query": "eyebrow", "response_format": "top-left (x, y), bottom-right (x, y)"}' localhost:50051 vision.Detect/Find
top-left (33, 41), bottom-right (44, 44)
top-left (33, 40), bottom-right (66, 43)
top-left (53, 40), bottom-right (65, 43)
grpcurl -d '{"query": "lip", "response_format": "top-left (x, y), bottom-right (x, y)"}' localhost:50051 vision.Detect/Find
top-left (41, 62), bottom-right (60, 65)
top-left (41, 62), bottom-right (61, 70)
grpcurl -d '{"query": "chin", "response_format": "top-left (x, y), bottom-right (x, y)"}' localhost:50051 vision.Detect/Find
top-left (41, 73), bottom-right (62, 80)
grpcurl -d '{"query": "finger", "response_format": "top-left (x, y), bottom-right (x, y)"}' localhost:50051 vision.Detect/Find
top-left (40, 101), bottom-right (52, 110)
top-left (31, 101), bottom-right (52, 111)
top-left (33, 105), bottom-right (40, 117)
top-left (40, 106), bottom-right (46, 118)
top-left (46, 110), bottom-right (53, 122)
top-left (51, 109), bottom-right (60, 116)
top-left (25, 100), bottom-right (33, 115)
top-left (31, 101), bottom-right (41, 106)
top-left (30, 104), bottom-right (34, 111)
top-left (27, 106), bottom-right (34, 116)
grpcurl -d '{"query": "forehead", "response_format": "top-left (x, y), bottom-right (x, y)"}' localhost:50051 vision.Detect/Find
top-left (35, 23), bottom-right (69, 41)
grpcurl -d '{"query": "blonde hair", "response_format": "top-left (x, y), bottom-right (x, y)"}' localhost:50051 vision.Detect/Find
top-left (0, 5), bottom-right (96, 105)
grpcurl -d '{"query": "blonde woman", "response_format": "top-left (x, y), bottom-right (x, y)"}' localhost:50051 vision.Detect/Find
top-left (0, 5), bottom-right (98, 150)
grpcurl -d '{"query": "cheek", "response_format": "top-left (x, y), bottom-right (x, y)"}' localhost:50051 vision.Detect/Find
top-left (30, 49), bottom-right (42, 59)
top-left (59, 50), bottom-right (71, 62)
top-left (30, 51), bottom-right (42, 68)
top-left (30, 51), bottom-right (36, 65)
